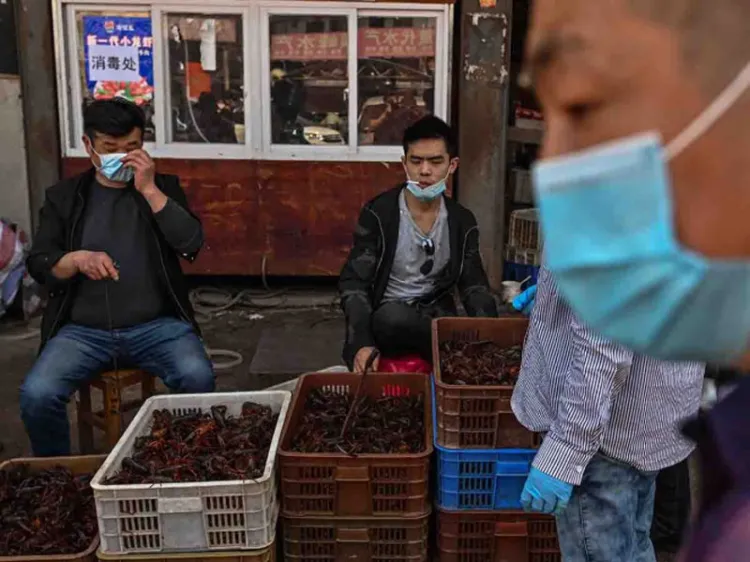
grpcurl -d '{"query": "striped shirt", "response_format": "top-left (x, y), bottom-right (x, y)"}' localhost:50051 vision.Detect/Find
top-left (511, 266), bottom-right (705, 485)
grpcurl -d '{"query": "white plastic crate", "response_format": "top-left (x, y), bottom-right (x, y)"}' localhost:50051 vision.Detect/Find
top-left (508, 208), bottom-right (541, 251)
top-left (91, 391), bottom-right (291, 555)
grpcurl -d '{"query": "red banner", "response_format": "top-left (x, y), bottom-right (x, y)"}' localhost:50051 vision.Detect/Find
top-left (270, 27), bottom-right (436, 61)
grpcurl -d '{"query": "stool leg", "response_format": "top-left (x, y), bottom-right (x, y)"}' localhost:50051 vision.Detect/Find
top-left (104, 382), bottom-right (123, 451)
top-left (142, 375), bottom-right (155, 400)
top-left (77, 387), bottom-right (94, 454)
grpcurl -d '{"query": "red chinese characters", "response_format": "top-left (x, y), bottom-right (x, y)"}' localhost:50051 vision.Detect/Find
top-left (270, 27), bottom-right (436, 61)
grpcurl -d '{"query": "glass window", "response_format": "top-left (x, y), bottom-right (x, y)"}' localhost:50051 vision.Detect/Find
top-left (268, 15), bottom-right (349, 146)
top-left (357, 17), bottom-right (436, 146)
top-left (164, 13), bottom-right (245, 144)
top-left (75, 10), bottom-right (156, 142)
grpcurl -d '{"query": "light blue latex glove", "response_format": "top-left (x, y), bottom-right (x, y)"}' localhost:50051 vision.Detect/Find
top-left (520, 467), bottom-right (574, 515)
top-left (512, 284), bottom-right (537, 316)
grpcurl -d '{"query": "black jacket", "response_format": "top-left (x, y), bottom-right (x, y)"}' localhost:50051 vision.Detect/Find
top-left (27, 168), bottom-right (202, 350)
top-left (338, 186), bottom-right (498, 366)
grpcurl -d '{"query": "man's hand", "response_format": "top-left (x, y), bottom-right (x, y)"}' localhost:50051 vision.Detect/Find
top-left (353, 346), bottom-right (380, 374)
top-left (122, 149), bottom-right (167, 212)
top-left (512, 285), bottom-right (538, 316)
top-left (74, 250), bottom-right (119, 281)
top-left (520, 467), bottom-right (574, 516)
top-left (122, 149), bottom-right (156, 193)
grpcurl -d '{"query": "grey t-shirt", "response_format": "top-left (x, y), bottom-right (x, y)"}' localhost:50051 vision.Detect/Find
top-left (383, 190), bottom-right (450, 303)
top-left (70, 182), bottom-right (166, 329)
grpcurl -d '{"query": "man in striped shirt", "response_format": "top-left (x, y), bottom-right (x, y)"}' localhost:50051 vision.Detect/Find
top-left (511, 266), bottom-right (705, 561)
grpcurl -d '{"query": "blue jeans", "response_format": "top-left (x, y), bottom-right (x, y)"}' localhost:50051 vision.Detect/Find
top-left (556, 453), bottom-right (658, 562)
top-left (20, 317), bottom-right (215, 456)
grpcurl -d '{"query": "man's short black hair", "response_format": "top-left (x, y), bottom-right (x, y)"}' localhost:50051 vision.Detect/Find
top-left (83, 98), bottom-right (145, 140)
top-left (402, 115), bottom-right (457, 157)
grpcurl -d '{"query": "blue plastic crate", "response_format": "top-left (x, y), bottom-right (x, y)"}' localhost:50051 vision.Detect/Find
top-left (432, 377), bottom-right (536, 510)
top-left (503, 262), bottom-right (540, 285)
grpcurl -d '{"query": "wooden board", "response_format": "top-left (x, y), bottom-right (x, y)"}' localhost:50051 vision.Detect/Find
top-left (62, 158), bottom-right (403, 276)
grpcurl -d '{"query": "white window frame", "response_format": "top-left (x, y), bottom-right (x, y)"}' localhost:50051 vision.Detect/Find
top-left (259, 4), bottom-right (354, 160)
top-left (156, 5), bottom-right (250, 159)
top-left (53, 0), bottom-right (453, 162)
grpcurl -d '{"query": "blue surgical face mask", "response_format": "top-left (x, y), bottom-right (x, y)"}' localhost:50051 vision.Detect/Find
top-left (93, 149), bottom-right (134, 183)
top-left (404, 168), bottom-right (450, 201)
top-left (533, 61), bottom-right (750, 364)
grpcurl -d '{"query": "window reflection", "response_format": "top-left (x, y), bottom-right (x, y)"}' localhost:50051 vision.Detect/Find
top-left (165, 14), bottom-right (245, 144)
top-left (357, 17), bottom-right (436, 146)
top-left (269, 15), bottom-right (348, 146)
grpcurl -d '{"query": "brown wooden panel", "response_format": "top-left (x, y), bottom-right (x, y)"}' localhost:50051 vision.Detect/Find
top-left (62, 157), bottom-right (402, 276)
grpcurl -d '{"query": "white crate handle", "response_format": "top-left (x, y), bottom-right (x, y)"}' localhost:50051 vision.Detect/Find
top-left (157, 497), bottom-right (204, 514)
top-left (158, 498), bottom-right (203, 513)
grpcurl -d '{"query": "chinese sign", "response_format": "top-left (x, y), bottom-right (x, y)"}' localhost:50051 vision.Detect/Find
top-left (271, 27), bottom-right (436, 62)
top-left (83, 16), bottom-right (154, 106)
top-left (88, 45), bottom-right (140, 82)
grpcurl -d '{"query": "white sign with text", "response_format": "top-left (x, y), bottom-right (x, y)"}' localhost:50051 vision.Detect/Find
top-left (88, 44), bottom-right (140, 82)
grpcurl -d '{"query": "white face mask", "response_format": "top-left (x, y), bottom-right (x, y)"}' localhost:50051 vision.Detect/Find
top-left (403, 165), bottom-right (452, 202)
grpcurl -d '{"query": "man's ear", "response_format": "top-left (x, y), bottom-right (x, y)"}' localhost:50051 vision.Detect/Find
top-left (450, 157), bottom-right (460, 173)
top-left (82, 135), bottom-right (93, 156)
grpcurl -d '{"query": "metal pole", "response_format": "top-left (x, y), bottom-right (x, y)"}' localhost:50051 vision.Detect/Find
top-left (15, 0), bottom-right (61, 232)
top-left (456, 0), bottom-right (512, 289)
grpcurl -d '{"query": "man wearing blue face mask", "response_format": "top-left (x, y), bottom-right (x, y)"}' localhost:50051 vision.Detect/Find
top-left (22, 99), bottom-right (214, 457)
top-left (339, 116), bottom-right (498, 373)
top-left (519, 1), bottom-right (750, 559)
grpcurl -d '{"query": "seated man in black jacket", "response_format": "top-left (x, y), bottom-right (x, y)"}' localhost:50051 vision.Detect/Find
top-left (339, 116), bottom-right (498, 372)
top-left (21, 99), bottom-right (214, 457)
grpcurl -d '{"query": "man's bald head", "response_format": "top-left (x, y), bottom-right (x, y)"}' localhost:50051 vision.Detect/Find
top-left (629, 0), bottom-right (750, 89)
top-left (529, 0), bottom-right (750, 369)
top-left (528, 0), bottom-right (750, 264)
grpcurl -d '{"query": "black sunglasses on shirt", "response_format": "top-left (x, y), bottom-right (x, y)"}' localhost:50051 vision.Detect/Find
top-left (420, 238), bottom-right (435, 276)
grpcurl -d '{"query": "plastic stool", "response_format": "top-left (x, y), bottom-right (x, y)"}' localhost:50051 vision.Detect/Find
top-left (379, 355), bottom-right (432, 374)
top-left (76, 369), bottom-right (155, 453)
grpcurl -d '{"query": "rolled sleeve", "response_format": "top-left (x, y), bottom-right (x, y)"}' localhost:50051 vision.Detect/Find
top-left (533, 435), bottom-right (594, 485)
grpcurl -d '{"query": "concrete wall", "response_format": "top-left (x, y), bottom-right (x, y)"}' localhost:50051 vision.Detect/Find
top-left (0, 75), bottom-right (30, 234)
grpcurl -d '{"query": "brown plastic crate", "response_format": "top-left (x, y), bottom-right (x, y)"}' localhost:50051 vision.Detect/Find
top-left (281, 513), bottom-right (429, 562)
top-left (0, 455), bottom-right (106, 562)
top-left (437, 508), bottom-right (560, 562)
top-left (433, 317), bottom-right (541, 449)
top-left (96, 541), bottom-right (274, 562)
top-left (278, 372), bottom-right (432, 517)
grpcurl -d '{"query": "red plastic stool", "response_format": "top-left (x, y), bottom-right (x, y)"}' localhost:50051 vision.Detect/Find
top-left (379, 355), bottom-right (432, 374)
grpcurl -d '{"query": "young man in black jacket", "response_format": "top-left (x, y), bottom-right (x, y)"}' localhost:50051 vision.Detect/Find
top-left (339, 116), bottom-right (498, 372)
top-left (21, 99), bottom-right (214, 457)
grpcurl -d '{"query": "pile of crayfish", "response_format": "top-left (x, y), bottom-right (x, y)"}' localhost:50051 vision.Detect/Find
top-left (105, 402), bottom-right (278, 484)
top-left (440, 341), bottom-right (524, 385)
top-left (0, 464), bottom-right (97, 555)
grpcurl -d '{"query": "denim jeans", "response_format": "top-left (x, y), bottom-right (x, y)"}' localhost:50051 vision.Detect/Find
top-left (556, 453), bottom-right (659, 562)
top-left (20, 317), bottom-right (215, 456)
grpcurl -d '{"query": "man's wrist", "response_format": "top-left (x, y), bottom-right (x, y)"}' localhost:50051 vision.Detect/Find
top-left (139, 182), bottom-right (160, 198)
top-left (68, 250), bottom-right (84, 272)
top-left (141, 184), bottom-right (168, 212)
